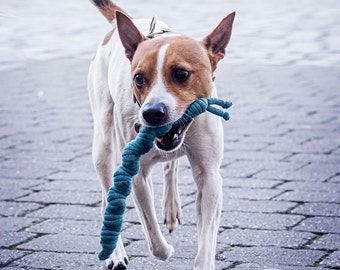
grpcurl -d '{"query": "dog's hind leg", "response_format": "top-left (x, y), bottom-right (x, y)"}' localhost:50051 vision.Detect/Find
top-left (162, 159), bottom-right (182, 233)
top-left (88, 71), bottom-right (128, 270)
top-left (91, 110), bottom-right (129, 269)
top-left (91, 108), bottom-right (129, 269)
top-left (132, 161), bottom-right (174, 261)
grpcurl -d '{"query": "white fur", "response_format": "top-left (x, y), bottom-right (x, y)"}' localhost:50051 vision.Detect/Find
top-left (138, 44), bottom-right (179, 126)
top-left (88, 18), bottom-right (224, 270)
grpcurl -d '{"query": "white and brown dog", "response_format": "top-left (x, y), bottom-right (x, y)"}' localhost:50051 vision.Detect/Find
top-left (88, 1), bottom-right (235, 269)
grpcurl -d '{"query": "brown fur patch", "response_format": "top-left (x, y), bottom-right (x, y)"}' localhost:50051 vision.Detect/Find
top-left (163, 37), bottom-right (213, 114)
top-left (130, 39), bottom-right (163, 104)
top-left (130, 36), bottom-right (214, 114)
top-left (94, 0), bottom-right (130, 23)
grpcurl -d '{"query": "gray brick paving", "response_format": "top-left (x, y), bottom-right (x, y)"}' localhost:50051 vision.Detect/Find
top-left (1, 0), bottom-right (340, 269)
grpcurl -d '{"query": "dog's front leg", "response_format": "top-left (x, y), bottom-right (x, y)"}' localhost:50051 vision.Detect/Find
top-left (186, 116), bottom-right (224, 270)
top-left (132, 162), bottom-right (174, 261)
top-left (162, 159), bottom-right (181, 233)
top-left (192, 168), bottom-right (223, 270)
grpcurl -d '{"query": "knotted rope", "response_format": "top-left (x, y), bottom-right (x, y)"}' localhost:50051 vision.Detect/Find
top-left (98, 97), bottom-right (232, 260)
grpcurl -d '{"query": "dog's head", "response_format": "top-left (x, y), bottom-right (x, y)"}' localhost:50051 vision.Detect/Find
top-left (116, 11), bottom-right (235, 151)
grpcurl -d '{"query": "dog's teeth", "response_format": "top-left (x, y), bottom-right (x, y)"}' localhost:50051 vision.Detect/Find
top-left (173, 134), bottom-right (178, 140)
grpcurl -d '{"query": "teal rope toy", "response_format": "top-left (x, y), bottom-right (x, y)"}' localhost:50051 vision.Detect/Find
top-left (98, 97), bottom-right (232, 260)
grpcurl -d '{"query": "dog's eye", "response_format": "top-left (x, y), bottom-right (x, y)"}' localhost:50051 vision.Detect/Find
top-left (173, 69), bottom-right (190, 82)
top-left (134, 74), bottom-right (146, 88)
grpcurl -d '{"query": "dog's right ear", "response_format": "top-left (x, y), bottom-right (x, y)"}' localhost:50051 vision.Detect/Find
top-left (202, 12), bottom-right (235, 71)
top-left (116, 11), bottom-right (148, 62)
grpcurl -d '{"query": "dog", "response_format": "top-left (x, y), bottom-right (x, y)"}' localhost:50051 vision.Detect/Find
top-left (88, 1), bottom-right (235, 269)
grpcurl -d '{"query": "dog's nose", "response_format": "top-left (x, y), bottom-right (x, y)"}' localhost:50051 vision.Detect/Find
top-left (142, 103), bottom-right (166, 125)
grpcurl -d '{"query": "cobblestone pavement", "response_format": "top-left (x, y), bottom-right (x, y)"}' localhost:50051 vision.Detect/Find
top-left (1, 1), bottom-right (340, 270)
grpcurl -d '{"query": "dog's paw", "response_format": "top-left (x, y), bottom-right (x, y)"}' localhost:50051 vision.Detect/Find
top-left (106, 257), bottom-right (129, 270)
top-left (163, 203), bottom-right (182, 233)
top-left (151, 243), bottom-right (174, 261)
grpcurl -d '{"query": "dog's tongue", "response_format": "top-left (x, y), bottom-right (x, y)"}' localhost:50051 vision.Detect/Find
top-left (157, 123), bottom-right (178, 146)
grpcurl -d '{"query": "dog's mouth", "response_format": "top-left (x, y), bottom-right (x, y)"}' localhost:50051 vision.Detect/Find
top-left (155, 120), bottom-right (192, 152)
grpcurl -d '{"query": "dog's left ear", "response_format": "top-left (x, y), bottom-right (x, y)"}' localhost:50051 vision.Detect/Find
top-left (202, 12), bottom-right (236, 71)
top-left (116, 11), bottom-right (148, 62)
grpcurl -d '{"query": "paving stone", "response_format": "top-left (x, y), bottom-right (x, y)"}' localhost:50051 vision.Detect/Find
top-left (1, 267), bottom-right (29, 270)
top-left (291, 202), bottom-right (340, 217)
top-left (0, 231), bottom-right (37, 248)
top-left (128, 256), bottom-right (194, 270)
top-left (276, 190), bottom-right (340, 203)
top-left (309, 234), bottom-right (340, 250)
top-left (223, 187), bottom-right (282, 201)
top-left (27, 204), bottom-right (101, 221)
top-left (219, 211), bottom-right (304, 230)
top-left (26, 219), bottom-right (101, 236)
top-left (17, 234), bottom-right (101, 253)
top-left (220, 246), bottom-right (326, 267)
top-left (10, 251), bottom-right (105, 270)
top-left (0, 201), bottom-right (42, 217)
top-left (223, 177), bottom-right (283, 189)
top-left (0, 249), bottom-right (30, 268)
top-left (0, 188), bottom-right (31, 201)
top-left (221, 161), bottom-right (267, 178)
top-left (124, 240), bottom-right (150, 258)
top-left (294, 217), bottom-right (340, 234)
top-left (0, 217), bottom-right (40, 233)
top-left (286, 153), bottom-right (340, 165)
top-left (256, 165), bottom-right (339, 182)
top-left (122, 223), bottom-right (146, 241)
top-left (17, 190), bottom-right (101, 205)
top-left (218, 228), bottom-right (314, 248)
top-left (223, 150), bottom-right (289, 162)
top-left (123, 208), bottom-right (142, 224)
top-left (223, 199), bottom-right (297, 214)
top-left (320, 250), bottom-right (340, 268)
top-left (215, 260), bottom-right (234, 270)
top-left (0, 179), bottom-right (44, 190)
top-left (0, 167), bottom-right (56, 181)
top-left (329, 174), bottom-right (340, 183)
top-left (35, 179), bottom-right (100, 192)
top-left (233, 263), bottom-right (328, 270)
top-left (46, 171), bottom-right (98, 182)
top-left (277, 181), bottom-right (340, 192)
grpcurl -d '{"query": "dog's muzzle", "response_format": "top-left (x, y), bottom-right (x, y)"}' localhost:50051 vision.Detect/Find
top-left (139, 102), bottom-right (192, 152)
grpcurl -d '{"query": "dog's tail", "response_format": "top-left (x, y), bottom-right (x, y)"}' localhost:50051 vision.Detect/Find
top-left (90, 0), bottom-right (130, 25)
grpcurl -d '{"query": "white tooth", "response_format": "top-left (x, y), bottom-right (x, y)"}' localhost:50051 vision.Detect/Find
top-left (156, 138), bottom-right (162, 142)
top-left (173, 134), bottom-right (178, 140)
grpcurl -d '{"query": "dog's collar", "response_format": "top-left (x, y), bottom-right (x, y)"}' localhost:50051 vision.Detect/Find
top-left (146, 15), bottom-right (172, 39)
top-left (133, 93), bottom-right (141, 107)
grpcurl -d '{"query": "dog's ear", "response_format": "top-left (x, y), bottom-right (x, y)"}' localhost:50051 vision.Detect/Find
top-left (116, 11), bottom-right (148, 62)
top-left (202, 12), bottom-right (235, 71)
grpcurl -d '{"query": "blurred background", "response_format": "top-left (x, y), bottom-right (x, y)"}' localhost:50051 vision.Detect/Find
top-left (1, 0), bottom-right (340, 71)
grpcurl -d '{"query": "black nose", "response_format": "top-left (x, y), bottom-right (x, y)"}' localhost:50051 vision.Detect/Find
top-left (142, 103), bottom-right (166, 125)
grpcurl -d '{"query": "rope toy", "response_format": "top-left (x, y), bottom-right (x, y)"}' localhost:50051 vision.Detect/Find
top-left (98, 97), bottom-right (232, 260)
